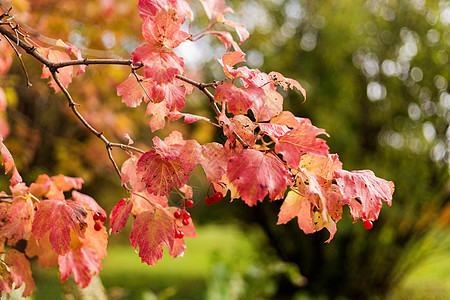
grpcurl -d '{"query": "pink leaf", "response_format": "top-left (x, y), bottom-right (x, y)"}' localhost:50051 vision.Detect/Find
top-left (137, 150), bottom-right (189, 196)
top-left (132, 44), bottom-right (184, 84)
top-left (138, 0), bottom-right (186, 22)
top-left (204, 31), bottom-right (240, 52)
top-left (0, 260), bottom-right (13, 296)
top-left (110, 198), bottom-right (133, 235)
top-left (200, 142), bottom-right (229, 182)
top-left (32, 199), bottom-right (87, 255)
top-left (130, 207), bottom-right (175, 265)
top-left (72, 191), bottom-right (106, 216)
top-left (39, 47), bottom-right (73, 93)
top-left (199, 0), bottom-right (234, 20)
top-left (0, 135), bottom-right (22, 186)
top-left (151, 82), bottom-right (186, 110)
top-left (117, 74), bottom-right (152, 108)
top-left (269, 71), bottom-right (306, 101)
top-left (51, 174), bottom-right (84, 191)
top-left (121, 154), bottom-right (146, 192)
top-left (334, 169), bottom-right (394, 221)
top-left (215, 83), bottom-right (265, 115)
top-left (58, 247), bottom-right (102, 288)
top-left (4, 249), bottom-right (35, 297)
top-left (142, 8), bottom-right (189, 49)
top-left (227, 149), bottom-right (292, 206)
top-left (275, 124), bottom-right (329, 168)
top-left (0, 196), bottom-right (34, 243)
top-left (146, 101), bottom-right (170, 132)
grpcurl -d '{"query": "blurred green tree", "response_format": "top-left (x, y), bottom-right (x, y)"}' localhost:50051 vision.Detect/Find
top-left (218, 0), bottom-right (449, 298)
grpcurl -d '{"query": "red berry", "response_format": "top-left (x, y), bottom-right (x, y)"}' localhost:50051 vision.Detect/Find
top-left (174, 211), bottom-right (182, 219)
top-left (213, 192), bottom-right (223, 202)
top-left (175, 229), bottom-right (184, 239)
top-left (363, 220), bottom-right (373, 230)
top-left (186, 199), bottom-right (194, 208)
top-left (99, 214), bottom-right (107, 223)
top-left (93, 213), bottom-right (100, 221)
top-left (205, 196), bottom-right (213, 205)
top-left (182, 218), bottom-right (189, 226)
top-left (94, 222), bottom-right (102, 231)
top-left (182, 211), bottom-right (190, 220)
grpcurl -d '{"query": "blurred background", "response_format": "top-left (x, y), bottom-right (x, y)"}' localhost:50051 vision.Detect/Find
top-left (0, 0), bottom-right (449, 299)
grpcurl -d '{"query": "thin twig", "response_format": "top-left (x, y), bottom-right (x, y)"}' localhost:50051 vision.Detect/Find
top-left (131, 68), bottom-right (152, 103)
top-left (176, 74), bottom-right (250, 149)
top-left (3, 34), bottom-right (32, 86)
top-left (109, 143), bottom-right (146, 154)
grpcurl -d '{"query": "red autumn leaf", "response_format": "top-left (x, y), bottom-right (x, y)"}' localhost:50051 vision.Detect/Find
top-left (152, 131), bottom-right (201, 171)
top-left (259, 123), bottom-right (290, 142)
top-left (0, 135), bottom-right (22, 186)
top-left (168, 111), bottom-right (210, 125)
top-left (25, 234), bottom-right (59, 268)
top-left (275, 123), bottom-right (330, 168)
top-left (146, 100), bottom-right (170, 132)
top-left (137, 150), bottom-right (189, 196)
top-left (269, 71), bottom-right (306, 101)
top-left (215, 83), bottom-right (265, 115)
top-left (277, 188), bottom-right (338, 242)
top-left (334, 169), bottom-right (395, 221)
top-left (72, 191), bottom-right (106, 216)
top-left (204, 31), bottom-right (240, 52)
top-left (117, 74), bottom-right (153, 108)
top-left (138, 0), bottom-right (187, 23)
top-left (221, 19), bottom-right (250, 44)
top-left (109, 198), bottom-right (133, 235)
top-left (300, 153), bottom-right (343, 181)
top-left (200, 142), bottom-right (229, 182)
top-left (130, 207), bottom-right (175, 265)
top-left (219, 51), bottom-right (246, 79)
top-left (4, 249), bottom-right (35, 297)
top-left (137, 133), bottom-right (200, 196)
top-left (132, 44), bottom-right (184, 84)
top-left (58, 247), bottom-right (102, 288)
top-left (39, 47), bottom-right (73, 93)
top-left (121, 153), bottom-right (146, 192)
top-left (199, 0), bottom-right (233, 20)
top-left (277, 190), bottom-right (315, 233)
top-left (151, 82), bottom-right (186, 110)
top-left (51, 174), bottom-right (84, 191)
top-left (0, 195), bottom-right (34, 243)
top-left (0, 260), bottom-right (13, 296)
top-left (142, 8), bottom-right (190, 49)
top-left (227, 149), bottom-right (292, 206)
top-left (32, 199), bottom-right (87, 255)
top-left (56, 39), bottom-right (86, 76)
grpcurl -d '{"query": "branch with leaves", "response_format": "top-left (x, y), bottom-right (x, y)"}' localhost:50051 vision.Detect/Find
top-left (0, 0), bottom-right (394, 297)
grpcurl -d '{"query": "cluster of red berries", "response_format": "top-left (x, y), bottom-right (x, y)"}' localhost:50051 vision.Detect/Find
top-left (93, 212), bottom-right (107, 231)
top-left (205, 191), bottom-right (223, 205)
top-left (173, 209), bottom-right (191, 239)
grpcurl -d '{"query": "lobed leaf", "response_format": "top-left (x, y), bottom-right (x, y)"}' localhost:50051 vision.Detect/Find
top-left (334, 169), bottom-right (394, 221)
top-left (58, 247), bottom-right (102, 288)
top-left (132, 44), bottom-right (184, 84)
top-left (130, 207), bottom-right (176, 265)
top-left (32, 199), bottom-right (87, 255)
top-left (110, 198), bottom-right (133, 235)
top-left (4, 249), bottom-right (35, 297)
top-left (227, 149), bottom-right (292, 206)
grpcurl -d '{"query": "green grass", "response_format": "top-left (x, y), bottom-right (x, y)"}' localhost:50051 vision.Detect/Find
top-left (100, 223), bottom-right (260, 299)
